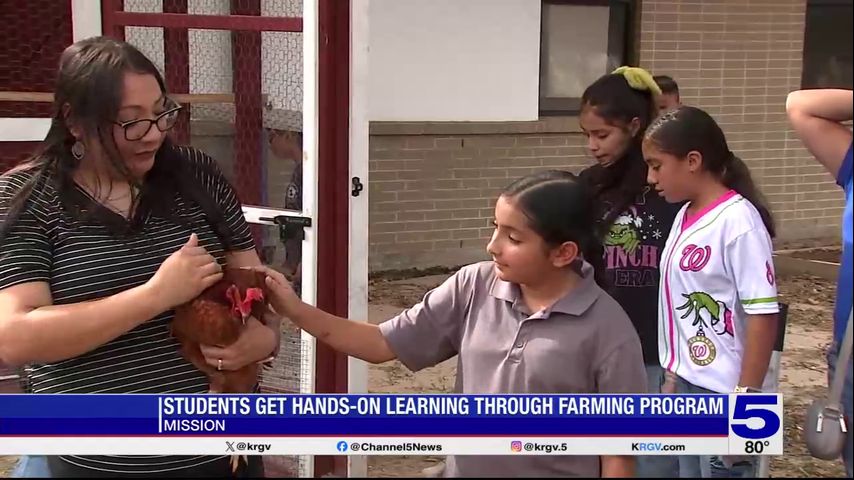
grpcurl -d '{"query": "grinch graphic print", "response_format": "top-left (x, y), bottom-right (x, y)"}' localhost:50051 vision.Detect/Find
top-left (603, 186), bottom-right (673, 288)
top-left (677, 290), bottom-right (734, 366)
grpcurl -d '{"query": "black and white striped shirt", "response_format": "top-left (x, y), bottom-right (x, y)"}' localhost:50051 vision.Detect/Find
top-left (0, 146), bottom-right (255, 474)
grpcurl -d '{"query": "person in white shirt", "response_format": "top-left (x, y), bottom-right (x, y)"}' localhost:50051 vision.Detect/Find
top-left (642, 106), bottom-right (780, 478)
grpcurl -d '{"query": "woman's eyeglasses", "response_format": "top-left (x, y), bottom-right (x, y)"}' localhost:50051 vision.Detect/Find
top-left (114, 104), bottom-right (182, 141)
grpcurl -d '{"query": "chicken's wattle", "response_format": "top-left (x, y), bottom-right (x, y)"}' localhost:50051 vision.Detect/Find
top-left (225, 285), bottom-right (243, 320)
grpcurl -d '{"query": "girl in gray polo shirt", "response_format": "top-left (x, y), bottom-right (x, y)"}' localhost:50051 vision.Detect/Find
top-left (257, 171), bottom-right (647, 477)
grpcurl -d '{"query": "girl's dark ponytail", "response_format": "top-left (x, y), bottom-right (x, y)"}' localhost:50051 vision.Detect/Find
top-left (723, 152), bottom-right (776, 238)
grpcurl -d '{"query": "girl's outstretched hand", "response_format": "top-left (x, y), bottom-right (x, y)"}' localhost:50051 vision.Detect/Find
top-left (253, 266), bottom-right (302, 317)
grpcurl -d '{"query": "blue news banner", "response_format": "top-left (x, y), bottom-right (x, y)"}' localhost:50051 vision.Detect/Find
top-left (0, 394), bottom-right (783, 456)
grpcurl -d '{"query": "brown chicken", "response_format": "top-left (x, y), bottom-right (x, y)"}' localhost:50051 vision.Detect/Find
top-left (170, 266), bottom-right (270, 474)
top-left (171, 266), bottom-right (270, 393)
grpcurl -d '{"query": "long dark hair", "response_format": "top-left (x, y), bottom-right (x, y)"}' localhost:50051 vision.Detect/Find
top-left (0, 36), bottom-right (234, 247)
top-left (579, 72), bottom-right (657, 228)
top-left (645, 106), bottom-right (776, 238)
top-left (501, 170), bottom-right (606, 287)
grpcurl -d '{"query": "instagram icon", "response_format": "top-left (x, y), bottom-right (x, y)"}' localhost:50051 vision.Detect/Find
top-left (511, 441), bottom-right (523, 452)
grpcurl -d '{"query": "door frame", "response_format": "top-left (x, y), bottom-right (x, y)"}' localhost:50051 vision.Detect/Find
top-left (347, 0), bottom-right (370, 476)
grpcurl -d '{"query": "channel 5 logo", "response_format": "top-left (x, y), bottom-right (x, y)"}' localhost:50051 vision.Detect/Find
top-left (729, 395), bottom-right (782, 439)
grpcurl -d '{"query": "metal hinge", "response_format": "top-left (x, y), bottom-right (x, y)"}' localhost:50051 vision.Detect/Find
top-left (352, 177), bottom-right (364, 197)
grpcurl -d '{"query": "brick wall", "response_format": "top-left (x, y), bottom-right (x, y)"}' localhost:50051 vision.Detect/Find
top-left (368, 0), bottom-right (844, 272)
top-left (638, 0), bottom-right (842, 243)
top-left (369, 119), bottom-right (591, 271)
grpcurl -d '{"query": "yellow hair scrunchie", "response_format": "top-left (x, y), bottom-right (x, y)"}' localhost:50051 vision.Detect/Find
top-left (612, 66), bottom-right (662, 96)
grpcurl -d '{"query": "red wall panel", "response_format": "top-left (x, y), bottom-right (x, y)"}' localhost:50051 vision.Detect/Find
top-left (0, 0), bottom-right (73, 118)
top-left (0, 1), bottom-right (72, 170)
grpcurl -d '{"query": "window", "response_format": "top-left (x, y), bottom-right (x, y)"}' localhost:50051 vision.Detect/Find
top-left (539, 0), bottom-right (635, 115)
top-left (801, 0), bottom-right (853, 89)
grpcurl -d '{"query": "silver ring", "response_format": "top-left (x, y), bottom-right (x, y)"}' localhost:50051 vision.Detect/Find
top-left (217, 358), bottom-right (223, 371)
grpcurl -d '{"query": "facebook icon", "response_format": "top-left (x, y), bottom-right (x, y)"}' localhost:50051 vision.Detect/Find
top-left (336, 441), bottom-right (348, 452)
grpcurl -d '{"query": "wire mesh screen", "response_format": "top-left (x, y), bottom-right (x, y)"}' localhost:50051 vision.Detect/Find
top-left (0, 0), bottom-right (72, 169)
top-left (118, 3), bottom-right (308, 476)
top-left (124, 1), bottom-right (166, 71)
top-left (0, 0), bottom-right (72, 118)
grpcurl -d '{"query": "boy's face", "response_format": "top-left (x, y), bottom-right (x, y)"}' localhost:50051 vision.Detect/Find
top-left (657, 93), bottom-right (681, 113)
top-left (487, 196), bottom-right (576, 284)
top-left (268, 129), bottom-right (302, 162)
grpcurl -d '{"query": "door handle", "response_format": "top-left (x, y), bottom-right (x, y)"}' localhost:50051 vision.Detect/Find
top-left (258, 215), bottom-right (312, 242)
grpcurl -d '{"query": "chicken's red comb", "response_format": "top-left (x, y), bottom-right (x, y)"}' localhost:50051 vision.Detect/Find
top-left (237, 287), bottom-right (264, 319)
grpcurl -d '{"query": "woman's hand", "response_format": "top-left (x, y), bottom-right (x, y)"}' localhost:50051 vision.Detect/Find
top-left (199, 316), bottom-right (277, 371)
top-left (146, 233), bottom-right (223, 310)
top-left (253, 266), bottom-right (302, 317)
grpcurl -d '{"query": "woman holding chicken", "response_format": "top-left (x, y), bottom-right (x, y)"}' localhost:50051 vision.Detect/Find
top-left (0, 37), bottom-right (278, 477)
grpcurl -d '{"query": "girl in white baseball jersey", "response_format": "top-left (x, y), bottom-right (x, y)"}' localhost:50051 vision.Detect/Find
top-left (642, 106), bottom-right (779, 478)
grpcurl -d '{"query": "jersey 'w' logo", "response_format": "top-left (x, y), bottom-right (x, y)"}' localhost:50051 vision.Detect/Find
top-left (680, 244), bottom-right (711, 272)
